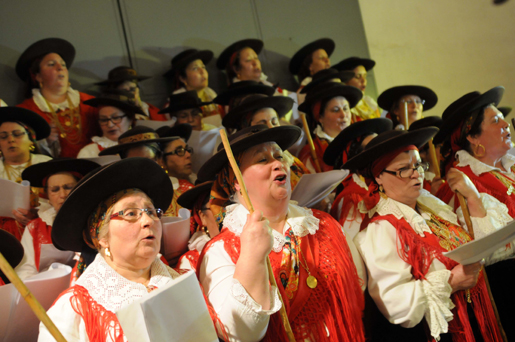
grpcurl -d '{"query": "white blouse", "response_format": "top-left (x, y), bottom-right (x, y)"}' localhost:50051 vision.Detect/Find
top-left (77, 136), bottom-right (118, 158)
top-left (0, 154), bottom-right (52, 181)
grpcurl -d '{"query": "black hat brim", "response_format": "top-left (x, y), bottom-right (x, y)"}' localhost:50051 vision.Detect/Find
top-left (408, 116), bottom-right (443, 131)
top-left (323, 118), bottom-right (393, 166)
top-left (333, 57), bottom-right (375, 72)
top-left (343, 127), bottom-right (439, 171)
top-left (289, 38), bottom-right (335, 75)
top-left (16, 38), bottom-right (76, 82)
top-left (222, 96), bottom-right (294, 129)
top-left (197, 126), bottom-right (302, 181)
top-left (158, 100), bottom-right (213, 114)
top-left (98, 135), bottom-right (179, 156)
top-left (0, 107), bottom-right (51, 140)
top-left (83, 97), bottom-right (144, 116)
top-left (298, 84), bottom-right (363, 113)
top-left (22, 158), bottom-right (100, 188)
top-left (0, 230), bottom-right (24, 282)
top-left (300, 70), bottom-right (355, 94)
top-left (95, 75), bottom-right (151, 86)
top-left (177, 181), bottom-right (214, 209)
top-left (52, 158), bottom-right (173, 252)
top-left (217, 39), bottom-right (264, 70)
top-left (163, 50), bottom-right (214, 78)
top-left (377, 85), bottom-right (438, 112)
top-left (156, 124), bottom-right (192, 142)
top-left (213, 82), bottom-right (275, 105)
top-left (499, 106), bottom-right (512, 117)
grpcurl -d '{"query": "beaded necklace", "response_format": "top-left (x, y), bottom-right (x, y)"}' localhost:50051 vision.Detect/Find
top-left (43, 94), bottom-right (83, 145)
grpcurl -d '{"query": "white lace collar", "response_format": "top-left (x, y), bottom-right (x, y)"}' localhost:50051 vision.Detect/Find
top-left (223, 202), bottom-right (319, 252)
top-left (91, 136), bottom-right (118, 148)
top-left (32, 87), bottom-right (80, 112)
top-left (300, 76), bottom-right (312, 87)
top-left (0, 154), bottom-right (51, 180)
top-left (76, 254), bottom-right (180, 312)
top-left (38, 202), bottom-right (56, 226)
top-left (314, 124), bottom-right (335, 143)
top-left (365, 190), bottom-right (458, 236)
top-left (456, 150), bottom-right (515, 176)
top-left (352, 173), bottom-right (368, 190)
top-left (169, 176), bottom-right (179, 190)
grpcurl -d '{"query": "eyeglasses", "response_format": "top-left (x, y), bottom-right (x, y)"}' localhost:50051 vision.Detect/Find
top-left (98, 115), bottom-right (127, 125)
top-left (47, 183), bottom-right (76, 193)
top-left (177, 111), bottom-right (202, 120)
top-left (383, 162), bottom-right (429, 179)
top-left (0, 130), bottom-right (27, 140)
top-left (110, 208), bottom-right (163, 222)
top-left (163, 146), bottom-right (194, 157)
top-left (401, 99), bottom-right (425, 106)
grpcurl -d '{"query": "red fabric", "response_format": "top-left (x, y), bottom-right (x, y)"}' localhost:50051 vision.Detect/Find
top-left (26, 218), bottom-right (52, 271)
top-left (423, 179), bottom-right (432, 192)
top-left (298, 136), bottom-right (333, 173)
top-left (330, 174), bottom-right (367, 225)
top-left (0, 278), bottom-right (4, 286)
top-left (0, 217), bottom-right (23, 241)
top-left (365, 213), bottom-right (502, 342)
top-left (198, 209), bottom-right (365, 342)
top-left (147, 103), bottom-right (166, 121)
top-left (17, 93), bottom-right (100, 158)
top-left (177, 250), bottom-right (200, 270)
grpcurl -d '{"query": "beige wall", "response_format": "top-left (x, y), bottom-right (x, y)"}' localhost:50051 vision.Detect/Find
top-left (358, 0), bottom-right (515, 119)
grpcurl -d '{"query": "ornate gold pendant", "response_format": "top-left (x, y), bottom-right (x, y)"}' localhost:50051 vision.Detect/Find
top-left (65, 121), bottom-right (71, 127)
top-left (306, 275), bottom-right (318, 289)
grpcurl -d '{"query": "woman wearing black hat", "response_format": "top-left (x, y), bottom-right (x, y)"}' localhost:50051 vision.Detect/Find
top-left (197, 125), bottom-right (365, 341)
top-left (77, 90), bottom-right (141, 158)
top-left (333, 56), bottom-right (380, 121)
top-left (165, 49), bottom-right (224, 120)
top-left (15, 158), bottom-right (99, 280)
top-left (16, 38), bottom-right (100, 158)
top-left (289, 38), bottom-right (334, 91)
top-left (38, 158), bottom-right (183, 341)
top-left (298, 82), bottom-right (363, 173)
top-left (96, 66), bottom-right (163, 121)
top-left (159, 91), bottom-right (217, 131)
top-left (213, 80), bottom-right (276, 116)
top-left (345, 128), bottom-right (509, 341)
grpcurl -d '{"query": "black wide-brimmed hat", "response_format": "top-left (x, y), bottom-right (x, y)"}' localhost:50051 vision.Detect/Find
top-left (222, 94), bottom-right (294, 129)
top-left (323, 118), bottom-right (393, 167)
top-left (289, 38), bottom-right (335, 75)
top-left (343, 127), bottom-right (439, 171)
top-left (177, 180), bottom-right (214, 209)
top-left (16, 38), bottom-right (76, 82)
top-left (213, 81), bottom-right (275, 106)
top-left (0, 230), bottom-right (24, 284)
top-left (95, 66), bottom-right (150, 86)
top-left (408, 116), bottom-right (443, 131)
top-left (156, 123), bottom-right (192, 142)
top-left (158, 91), bottom-right (212, 115)
top-left (83, 89), bottom-right (144, 116)
top-left (298, 82), bottom-right (363, 114)
top-left (332, 56), bottom-right (375, 72)
top-left (0, 107), bottom-right (51, 140)
top-left (433, 87), bottom-right (504, 145)
top-left (217, 39), bottom-right (264, 70)
top-left (99, 126), bottom-right (178, 156)
top-left (300, 68), bottom-right (355, 94)
top-left (52, 157), bottom-right (173, 252)
top-left (377, 85), bottom-right (438, 112)
top-left (163, 49), bottom-right (214, 78)
top-left (198, 125), bottom-right (302, 180)
top-left (22, 158), bottom-right (100, 188)
top-left (499, 106), bottom-right (512, 117)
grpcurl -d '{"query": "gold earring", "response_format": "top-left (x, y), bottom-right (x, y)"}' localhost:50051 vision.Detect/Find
top-left (39, 82), bottom-right (43, 89)
top-left (105, 247), bottom-right (111, 257)
top-left (379, 185), bottom-right (384, 193)
top-left (160, 164), bottom-right (168, 174)
top-left (29, 144), bottom-right (35, 152)
top-left (475, 144), bottom-right (486, 157)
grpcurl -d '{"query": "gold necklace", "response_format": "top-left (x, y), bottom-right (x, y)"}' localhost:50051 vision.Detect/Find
top-left (3, 156), bottom-right (32, 183)
top-left (43, 94), bottom-right (83, 145)
top-left (491, 170), bottom-right (515, 195)
top-left (286, 221), bottom-right (317, 289)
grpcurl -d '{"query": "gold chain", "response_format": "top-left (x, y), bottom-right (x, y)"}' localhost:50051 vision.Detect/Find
top-left (43, 95), bottom-right (83, 145)
top-left (3, 156), bottom-right (32, 183)
top-left (286, 221), bottom-right (318, 289)
top-left (491, 170), bottom-right (515, 195)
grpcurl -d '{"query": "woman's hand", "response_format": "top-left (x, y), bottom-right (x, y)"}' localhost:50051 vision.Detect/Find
top-left (446, 168), bottom-right (486, 217)
top-left (239, 211), bottom-right (273, 263)
top-left (12, 208), bottom-right (38, 227)
top-left (448, 261), bottom-right (482, 293)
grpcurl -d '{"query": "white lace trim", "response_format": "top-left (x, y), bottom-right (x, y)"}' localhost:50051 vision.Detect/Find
top-left (456, 150), bottom-right (515, 176)
top-left (352, 173), bottom-right (368, 190)
top-left (32, 87), bottom-right (80, 112)
top-left (230, 278), bottom-right (282, 316)
top-left (76, 253), bottom-right (180, 312)
top-left (314, 124), bottom-right (335, 143)
top-left (91, 136), bottom-right (118, 148)
top-left (188, 231), bottom-right (211, 253)
top-left (38, 203), bottom-right (56, 226)
top-left (421, 270), bottom-right (454, 341)
top-left (223, 202), bottom-right (319, 251)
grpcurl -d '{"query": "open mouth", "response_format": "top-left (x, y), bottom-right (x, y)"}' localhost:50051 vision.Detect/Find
top-left (274, 174), bottom-right (287, 184)
top-left (143, 235), bottom-right (155, 241)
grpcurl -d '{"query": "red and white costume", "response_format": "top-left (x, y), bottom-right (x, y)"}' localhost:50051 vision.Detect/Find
top-left (298, 125), bottom-right (334, 173)
top-left (77, 136), bottom-right (118, 158)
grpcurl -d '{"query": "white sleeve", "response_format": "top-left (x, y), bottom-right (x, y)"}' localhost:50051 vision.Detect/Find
top-left (456, 192), bottom-right (515, 265)
top-left (356, 221), bottom-right (454, 340)
top-left (340, 203), bottom-right (367, 291)
top-left (38, 292), bottom-right (86, 342)
top-left (199, 240), bottom-right (282, 342)
top-left (15, 226), bottom-right (38, 280)
top-left (77, 144), bottom-right (100, 158)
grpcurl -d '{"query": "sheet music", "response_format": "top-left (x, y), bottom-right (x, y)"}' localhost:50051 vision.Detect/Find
top-left (291, 169), bottom-right (349, 207)
top-left (0, 179), bottom-right (30, 218)
top-left (188, 129), bottom-right (220, 174)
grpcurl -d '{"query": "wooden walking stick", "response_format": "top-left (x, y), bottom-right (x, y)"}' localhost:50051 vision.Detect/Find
top-left (300, 113), bottom-right (322, 173)
top-left (403, 102), bottom-right (410, 130)
top-left (0, 252), bottom-right (68, 342)
top-left (427, 139), bottom-right (441, 179)
top-left (219, 129), bottom-right (296, 342)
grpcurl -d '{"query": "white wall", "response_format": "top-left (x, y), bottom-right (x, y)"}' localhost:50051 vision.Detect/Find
top-left (358, 0), bottom-right (515, 119)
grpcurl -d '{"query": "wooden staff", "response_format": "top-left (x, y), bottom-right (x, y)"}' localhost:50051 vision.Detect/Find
top-left (403, 102), bottom-right (410, 130)
top-left (427, 139), bottom-right (441, 179)
top-left (300, 113), bottom-right (322, 173)
top-left (219, 129), bottom-right (296, 342)
top-left (0, 252), bottom-right (68, 342)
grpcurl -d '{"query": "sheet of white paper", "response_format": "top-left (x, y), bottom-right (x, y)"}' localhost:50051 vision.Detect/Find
top-left (0, 264), bottom-right (71, 342)
top-left (136, 118), bottom-right (176, 130)
top-left (287, 128), bottom-right (306, 158)
top-left (0, 179), bottom-right (30, 218)
top-left (188, 129), bottom-right (220, 174)
top-left (116, 271), bottom-right (218, 342)
top-left (287, 91), bottom-right (300, 124)
top-left (444, 219), bottom-right (515, 265)
top-left (202, 114), bottom-right (222, 128)
top-left (80, 155), bottom-right (120, 166)
top-left (291, 169), bottom-right (349, 208)
top-left (39, 244), bottom-right (75, 271)
top-left (160, 209), bottom-right (191, 262)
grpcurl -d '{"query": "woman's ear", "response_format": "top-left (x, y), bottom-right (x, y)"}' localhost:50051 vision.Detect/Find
top-left (375, 175), bottom-right (383, 186)
top-left (35, 73), bottom-right (42, 84)
top-left (199, 210), bottom-right (208, 227)
top-left (98, 238), bottom-right (109, 250)
top-left (466, 134), bottom-right (479, 146)
top-left (234, 181), bottom-right (241, 192)
top-left (178, 75), bottom-right (187, 86)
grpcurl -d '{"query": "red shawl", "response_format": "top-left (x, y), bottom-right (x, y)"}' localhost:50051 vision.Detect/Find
top-left (330, 173), bottom-right (367, 226)
top-left (26, 217), bottom-right (52, 271)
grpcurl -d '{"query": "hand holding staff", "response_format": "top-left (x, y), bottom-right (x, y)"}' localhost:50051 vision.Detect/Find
top-left (219, 129), bottom-right (296, 342)
top-left (300, 113), bottom-right (322, 173)
top-left (0, 252), bottom-right (68, 342)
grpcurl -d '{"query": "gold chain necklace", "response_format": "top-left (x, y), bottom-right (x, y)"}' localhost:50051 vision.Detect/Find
top-left (3, 156), bottom-right (32, 183)
top-left (286, 221), bottom-right (317, 289)
top-left (43, 95), bottom-right (83, 145)
top-left (491, 170), bottom-right (515, 195)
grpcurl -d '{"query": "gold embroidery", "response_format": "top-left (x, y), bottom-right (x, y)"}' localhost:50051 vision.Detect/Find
top-left (119, 132), bottom-right (159, 144)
